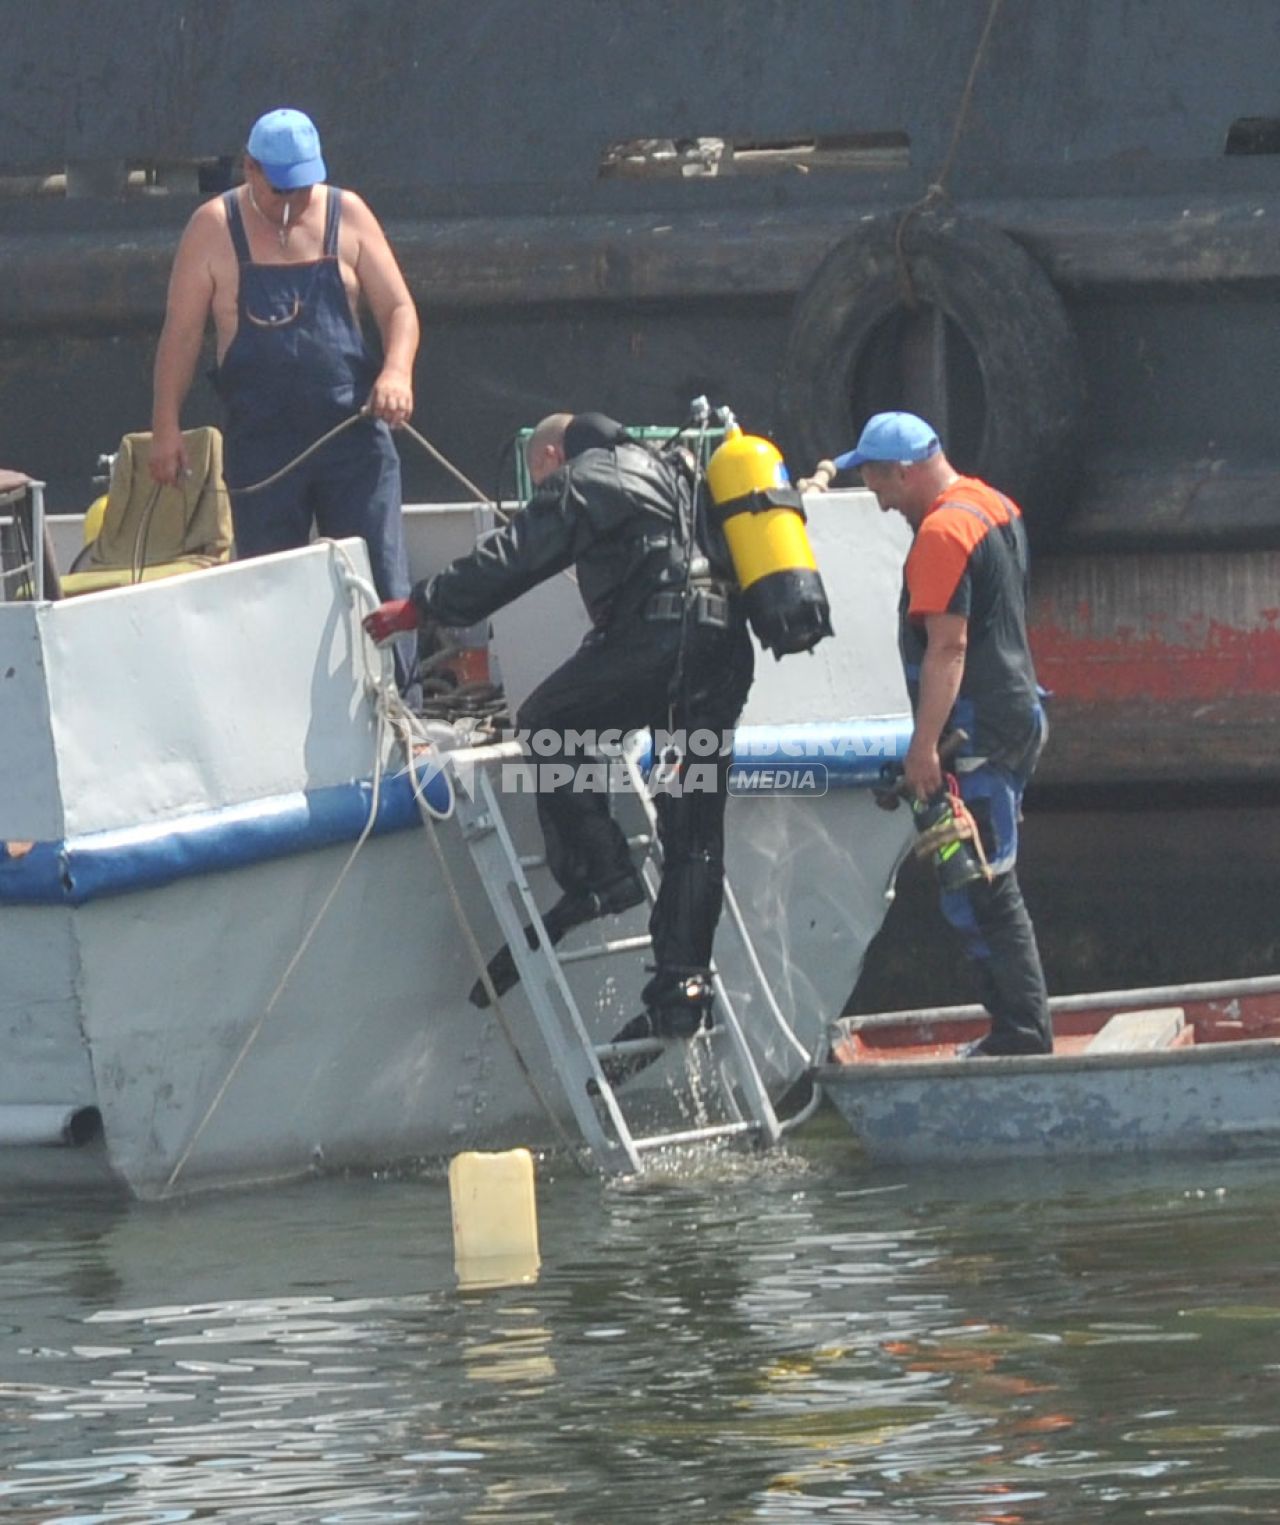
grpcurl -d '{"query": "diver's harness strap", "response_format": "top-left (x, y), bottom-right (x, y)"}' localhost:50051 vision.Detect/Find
top-left (709, 486), bottom-right (807, 524)
top-left (642, 580), bottom-right (734, 628)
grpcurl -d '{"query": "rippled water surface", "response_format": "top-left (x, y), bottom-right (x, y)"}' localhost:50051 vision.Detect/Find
top-left (2, 1116), bottom-right (1278, 1523)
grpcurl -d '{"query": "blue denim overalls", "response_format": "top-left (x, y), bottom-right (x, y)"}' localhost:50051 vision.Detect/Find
top-left (216, 188), bottom-right (414, 686)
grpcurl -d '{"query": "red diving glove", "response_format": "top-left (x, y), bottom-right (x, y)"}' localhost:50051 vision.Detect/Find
top-left (363, 598), bottom-right (420, 644)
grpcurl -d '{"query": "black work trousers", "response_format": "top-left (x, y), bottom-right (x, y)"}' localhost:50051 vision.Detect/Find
top-left (516, 615), bottom-right (754, 997)
top-left (941, 869), bottom-right (1053, 1053)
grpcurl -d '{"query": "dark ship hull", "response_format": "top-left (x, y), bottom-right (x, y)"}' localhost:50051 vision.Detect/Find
top-left (2, 0), bottom-right (1278, 821)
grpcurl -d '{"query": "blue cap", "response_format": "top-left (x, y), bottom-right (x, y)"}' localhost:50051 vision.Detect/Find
top-left (246, 109), bottom-right (327, 190)
top-left (833, 412), bottom-right (941, 471)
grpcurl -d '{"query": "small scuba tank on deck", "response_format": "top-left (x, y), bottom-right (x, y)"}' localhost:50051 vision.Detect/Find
top-left (704, 416), bottom-right (833, 658)
top-left (911, 791), bottom-right (988, 893)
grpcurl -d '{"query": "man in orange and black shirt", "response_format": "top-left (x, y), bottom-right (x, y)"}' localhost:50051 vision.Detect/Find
top-left (833, 411), bottom-right (1052, 1056)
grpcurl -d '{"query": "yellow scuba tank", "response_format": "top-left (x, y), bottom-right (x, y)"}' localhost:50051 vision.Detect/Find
top-left (705, 418), bottom-right (833, 657)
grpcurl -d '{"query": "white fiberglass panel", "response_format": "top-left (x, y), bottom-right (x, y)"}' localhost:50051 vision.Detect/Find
top-left (0, 603), bottom-right (63, 839)
top-left (39, 541), bottom-right (384, 836)
top-left (743, 489), bottom-right (912, 727)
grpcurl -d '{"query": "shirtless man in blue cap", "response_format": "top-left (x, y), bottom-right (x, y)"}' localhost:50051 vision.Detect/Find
top-left (149, 107), bottom-right (420, 688)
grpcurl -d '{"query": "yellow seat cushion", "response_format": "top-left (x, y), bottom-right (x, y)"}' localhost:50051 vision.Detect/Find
top-left (61, 427), bottom-right (232, 599)
top-left (58, 557), bottom-right (223, 597)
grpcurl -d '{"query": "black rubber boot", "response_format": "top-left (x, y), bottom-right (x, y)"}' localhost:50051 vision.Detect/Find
top-left (469, 871), bottom-right (645, 1007)
top-left (591, 1010), bottom-right (667, 1092)
top-left (590, 974), bottom-right (716, 1094)
top-left (639, 969), bottom-right (716, 1037)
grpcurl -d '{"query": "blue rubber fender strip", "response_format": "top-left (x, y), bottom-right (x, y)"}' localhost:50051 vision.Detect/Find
top-left (730, 718), bottom-right (912, 784)
top-left (0, 718), bottom-right (912, 906)
top-left (0, 758), bottom-right (452, 907)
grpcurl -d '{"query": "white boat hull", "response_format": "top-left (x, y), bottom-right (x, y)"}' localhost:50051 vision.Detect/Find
top-left (1, 495), bottom-right (914, 1197)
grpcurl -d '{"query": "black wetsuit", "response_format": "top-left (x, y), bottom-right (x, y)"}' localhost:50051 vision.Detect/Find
top-left (416, 436), bottom-right (754, 1026)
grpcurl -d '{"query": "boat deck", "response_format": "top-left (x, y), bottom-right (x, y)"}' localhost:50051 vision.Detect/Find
top-left (833, 992), bottom-right (1280, 1067)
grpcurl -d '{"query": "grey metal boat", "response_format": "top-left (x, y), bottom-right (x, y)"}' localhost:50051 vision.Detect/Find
top-left (817, 975), bottom-right (1280, 1164)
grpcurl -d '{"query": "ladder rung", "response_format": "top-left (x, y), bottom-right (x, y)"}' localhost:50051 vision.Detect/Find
top-left (634, 1121), bottom-right (757, 1151)
top-left (452, 759), bottom-right (782, 1175)
top-left (558, 933), bottom-right (652, 966)
top-left (593, 1035), bottom-right (668, 1062)
top-left (519, 833), bottom-right (652, 871)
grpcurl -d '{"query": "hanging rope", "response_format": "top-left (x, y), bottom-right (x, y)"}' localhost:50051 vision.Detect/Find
top-left (224, 408), bottom-right (580, 610)
top-left (129, 483), bottom-right (162, 585)
top-left (399, 420), bottom-right (496, 516)
top-left (225, 409), bottom-right (503, 519)
top-left (162, 557), bottom-right (405, 1195)
top-left (894, 0), bottom-right (1006, 308)
top-left (330, 554), bottom-right (581, 1160)
top-left (226, 413), bottom-right (365, 496)
top-left (161, 541), bottom-right (579, 1193)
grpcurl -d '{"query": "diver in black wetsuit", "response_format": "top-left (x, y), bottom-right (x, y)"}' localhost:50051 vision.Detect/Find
top-left (364, 412), bottom-right (754, 1046)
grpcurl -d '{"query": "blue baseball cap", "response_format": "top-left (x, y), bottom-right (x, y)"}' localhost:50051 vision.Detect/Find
top-left (246, 108), bottom-right (327, 190)
top-left (833, 412), bottom-right (941, 471)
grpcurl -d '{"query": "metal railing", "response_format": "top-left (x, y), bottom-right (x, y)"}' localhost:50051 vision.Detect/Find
top-left (0, 475), bottom-right (49, 602)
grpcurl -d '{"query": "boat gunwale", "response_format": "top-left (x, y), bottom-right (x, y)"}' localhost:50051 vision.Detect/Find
top-left (814, 1032), bottom-right (1280, 1087)
top-left (818, 973), bottom-right (1280, 1085)
top-left (834, 972), bottom-right (1280, 1031)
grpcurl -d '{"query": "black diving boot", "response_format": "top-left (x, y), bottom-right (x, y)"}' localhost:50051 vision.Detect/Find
top-left (591, 1009), bottom-right (665, 1091)
top-left (640, 970), bottom-right (716, 1038)
top-left (590, 971), bottom-right (716, 1091)
top-left (468, 870), bottom-right (645, 1007)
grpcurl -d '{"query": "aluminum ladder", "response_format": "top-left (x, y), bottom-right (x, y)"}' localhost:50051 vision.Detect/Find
top-left (445, 739), bottom-right (783, 1176)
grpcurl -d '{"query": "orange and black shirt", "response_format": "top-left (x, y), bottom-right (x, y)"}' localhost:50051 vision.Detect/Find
top-left (899, 476), bottom-right (1042, 763)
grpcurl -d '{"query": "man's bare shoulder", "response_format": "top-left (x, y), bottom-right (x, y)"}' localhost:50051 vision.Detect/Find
top-left (335, 189), bottom-right (407, 287)
top-left (180, 194), bottom-right (239, 275)
top-left (180, 193), bottom-right (233, 250)
top-left (336, 188), bottom-right (384, 234)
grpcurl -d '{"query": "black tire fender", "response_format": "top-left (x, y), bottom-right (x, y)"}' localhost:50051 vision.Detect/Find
top-left (776, 210), bottom-right (1084, 537)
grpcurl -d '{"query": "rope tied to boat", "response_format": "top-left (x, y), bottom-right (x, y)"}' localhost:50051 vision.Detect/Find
top-left (160, 542), bottom-right (581, 1194)
top-left (226, 404), bottom-right (576, 712)
top-left (337, 552), bottom-right (584, 1163)
top-left (228, 409), bottom-right (497, 514)
top-left (329, 556), bottom-right (586, 1163)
